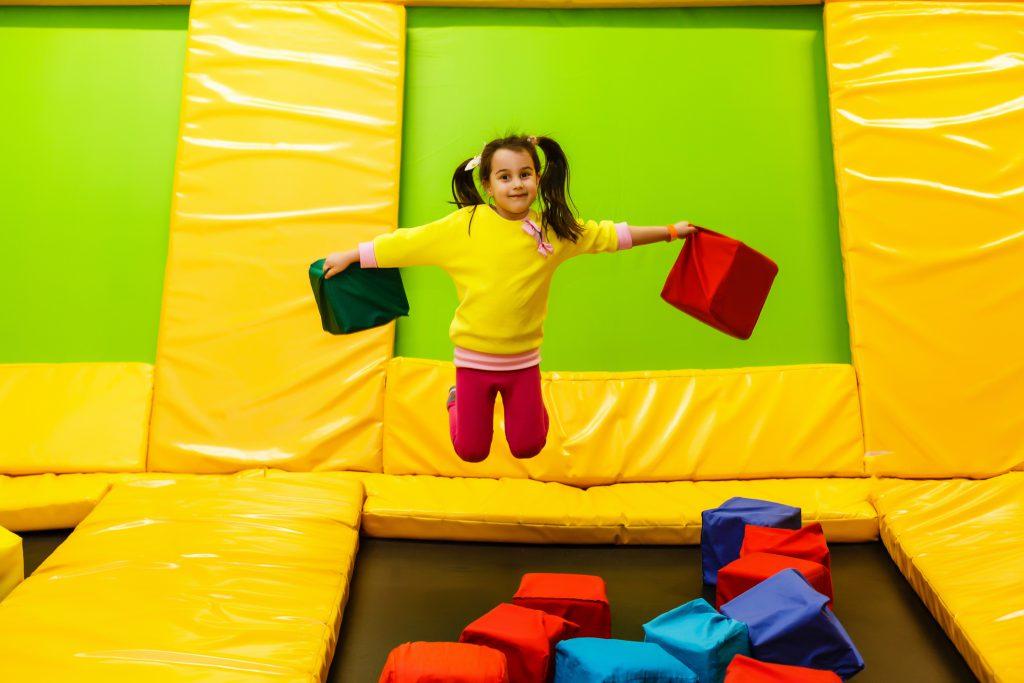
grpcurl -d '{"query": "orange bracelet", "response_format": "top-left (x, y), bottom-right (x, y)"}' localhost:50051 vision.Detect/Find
top-left (666, 224), bottom-right (679, 242)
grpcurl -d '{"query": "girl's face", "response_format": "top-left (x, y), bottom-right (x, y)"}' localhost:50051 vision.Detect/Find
top-left (484, 148), bottom-right (538, 219)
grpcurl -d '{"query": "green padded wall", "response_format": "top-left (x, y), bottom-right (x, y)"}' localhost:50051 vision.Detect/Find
top-left (0, 7), bottom-right (187, 363)
top-left (398, 7), bottom-right (848, 370)
top-left (0, 6), bottom-right (847, 373)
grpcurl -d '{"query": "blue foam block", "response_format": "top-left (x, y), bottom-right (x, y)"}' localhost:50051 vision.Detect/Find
top-left (720, 569), bottom-right (865, 680)
top-left (700, 497), bottom-right (801, 585)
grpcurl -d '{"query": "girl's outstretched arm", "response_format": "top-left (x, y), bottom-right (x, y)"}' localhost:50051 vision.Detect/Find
top-left (629, 221), bottom-right (697, 247)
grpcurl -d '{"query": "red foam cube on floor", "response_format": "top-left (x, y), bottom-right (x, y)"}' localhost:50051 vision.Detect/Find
top-left (460, 603), bottom-right (579, 683)
top-left (512, 573), bottom-right (611, 638)
top-left (716, 553), bottom-right (833, 609)
top-left (378, 641), bottom-right (509, 683)
top-left (725, 654), bottom-right (841, 682)
top-left (660, 227), bottom-right (778, 340)
top-left (741, 523), bottom-right (831, 570)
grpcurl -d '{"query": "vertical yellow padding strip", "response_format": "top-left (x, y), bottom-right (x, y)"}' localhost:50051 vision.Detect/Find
top-left (825, 1), bottom-right (1024, 477)
top-left (149, 0), bottom-right (405, 473)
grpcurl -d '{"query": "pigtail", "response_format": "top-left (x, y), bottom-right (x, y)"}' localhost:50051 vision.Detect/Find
top-left (451, 158), bottom-right (484, 209)
top-left (534, 136), bottom-right (583, 243)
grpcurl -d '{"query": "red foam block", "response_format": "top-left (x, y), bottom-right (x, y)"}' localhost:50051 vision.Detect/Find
top-left (716, 553), bottom-right (833, 609)
top-left (512, 573), bottom-right (611, 638)
top-left (378, 641), bottom-right (509, 683)
top-left (741, 523), bottom-right (831, 571)
top-left (661, 227), bottom-right (778, 340)
top-left (460, 603), bottom-right (578, 683)
top-left (725, 654), bottom-right (841, 682)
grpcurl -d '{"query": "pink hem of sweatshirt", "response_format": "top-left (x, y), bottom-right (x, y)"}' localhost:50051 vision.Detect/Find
top-left (614, 221), bottom-right (633, 250)
top-left (454, 347), bottom-right (541, 372)
top-left (358, 241), bottom-right (378, 269)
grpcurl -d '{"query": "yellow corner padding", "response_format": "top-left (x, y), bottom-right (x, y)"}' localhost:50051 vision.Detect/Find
top-left (0, 363), bottom-right (152, 476)
top-left (357, 473), bottom-right (878, 544)
top-left (872, 473), bottom-right (1024, 683)
top-left (0, 476), bottom-right (364, 681)
top-left (825, 1), bottom-right (1024, 478)
top-left (147, 0), bottom-right (405, 474)
top-left (0, 526), bottom-right (22, 602)
top-left (384, 358), bottom-right (865, 485)
top-left (0, 473), bottom-right (193, 532)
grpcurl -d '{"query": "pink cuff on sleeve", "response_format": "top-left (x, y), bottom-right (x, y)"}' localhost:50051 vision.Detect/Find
top-left (614, 222), bottom-right (633, 250)
top-left (358, 241), bottom-right (378, 269)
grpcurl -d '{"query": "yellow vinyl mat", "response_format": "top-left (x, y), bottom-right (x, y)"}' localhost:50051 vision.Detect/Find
top-left (825, 1), bottom-right (1024, 477)
top-left (383, 358), bottom-right (865, 484)
top-left (0, 476), bottom-right (364, 681)
top-left (874, 473), bottom-right (1024, 683)
top-left (147, 0), bottom-right (405, 473)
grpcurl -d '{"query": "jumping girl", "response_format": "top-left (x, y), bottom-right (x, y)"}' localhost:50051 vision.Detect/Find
top-left (324, 134), bottom-right (695, 462)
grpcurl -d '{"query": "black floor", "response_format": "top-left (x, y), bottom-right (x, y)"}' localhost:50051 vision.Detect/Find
top-left (331, 540), bottom-right (976, 682)
top-left (18, 531), bottom-right (976, 682)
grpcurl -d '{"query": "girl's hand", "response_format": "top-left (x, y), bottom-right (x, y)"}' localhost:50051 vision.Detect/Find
top-left (323, 250), bottom-right (358, 279)
top-left (673, 221), bottom-right (698, 238)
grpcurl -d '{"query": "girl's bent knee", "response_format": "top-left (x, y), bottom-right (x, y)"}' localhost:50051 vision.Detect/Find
top-left (511, 440), bottom-right (545, 460)
top-left (455, 446), bottom-right (490, 463)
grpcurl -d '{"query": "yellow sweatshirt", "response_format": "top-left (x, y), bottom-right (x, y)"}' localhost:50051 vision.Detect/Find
top-left (359, 205), bottom-right (631, 355)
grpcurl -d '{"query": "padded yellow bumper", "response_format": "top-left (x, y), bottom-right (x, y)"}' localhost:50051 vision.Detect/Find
top-left (825, 1), bottom-right (1024, 477)
top-left (0, 526), bottom-right (22, 602)
top-left (0, 363), bottom-right (152, 475)
top-left (384, 358), bottom-right (865, 485)
top-left (873, 474), bottom-right (1024, 683)
top-left (147, 0), bottom-right (405, 474)
top-left (360, 474), bottom-right (878, 544)
top-left (0, 476), bottom-right (363, 681)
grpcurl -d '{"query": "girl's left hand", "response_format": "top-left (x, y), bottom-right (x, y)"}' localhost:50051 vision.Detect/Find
top-left (674, 221), bottom-right (698, 238)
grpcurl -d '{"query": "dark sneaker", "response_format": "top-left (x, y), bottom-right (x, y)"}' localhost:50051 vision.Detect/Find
top-left (446, 385), bottom-right (456, 410)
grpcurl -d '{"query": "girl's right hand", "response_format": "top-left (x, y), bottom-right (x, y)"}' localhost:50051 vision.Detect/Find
top-left (323, 250), bottom-right (357, 279)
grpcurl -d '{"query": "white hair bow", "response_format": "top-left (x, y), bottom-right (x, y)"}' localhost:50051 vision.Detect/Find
top-left (464, 155), bottom-right (482, 172)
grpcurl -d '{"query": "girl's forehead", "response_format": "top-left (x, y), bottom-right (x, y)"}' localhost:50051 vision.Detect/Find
top-left (491, 148), bottom-right (534, 171)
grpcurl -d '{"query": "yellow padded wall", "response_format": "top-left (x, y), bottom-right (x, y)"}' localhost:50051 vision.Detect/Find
top-left (825, 1), bottom-right (1024, 477)
top-left (148, 0), bottom-right (405, 473)
top-left (0, 363), bottom-right (152, 475)
top-left (383, 358), bottom-right (865, 485)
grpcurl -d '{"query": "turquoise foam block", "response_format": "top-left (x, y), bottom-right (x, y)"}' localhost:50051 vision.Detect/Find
top-left (554, 638), bottom-right (697, 682)
top-left (644, 598), bottom-right (750, 683)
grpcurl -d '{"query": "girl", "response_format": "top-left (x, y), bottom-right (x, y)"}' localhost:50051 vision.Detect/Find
top-left (324, 134), bottom-right (695, 462)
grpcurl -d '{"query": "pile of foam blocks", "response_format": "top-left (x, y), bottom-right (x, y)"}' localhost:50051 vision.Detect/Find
top-left (378, 497), bottom-right (864, 682)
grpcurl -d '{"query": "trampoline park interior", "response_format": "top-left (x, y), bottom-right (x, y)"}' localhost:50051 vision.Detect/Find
top-left (1, 0), bottom-right (1022, 680)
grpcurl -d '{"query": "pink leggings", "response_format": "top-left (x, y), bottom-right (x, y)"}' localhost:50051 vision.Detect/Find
top-left (448, 365), bottom-right (549, 462)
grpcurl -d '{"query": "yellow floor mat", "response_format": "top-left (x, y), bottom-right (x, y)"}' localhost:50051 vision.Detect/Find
top-left (873, 473), bottom-right (1024, 683)
top-left (359, 474), bottom-right (878, 544)
top-left (0, 476), bottom-right (363, 681)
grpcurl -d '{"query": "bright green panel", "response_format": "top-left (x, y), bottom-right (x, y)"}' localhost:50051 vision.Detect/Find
top-left (399, 7), bottom-right (848, 371)
top-left (0, 7), bottom-right (187, 364)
